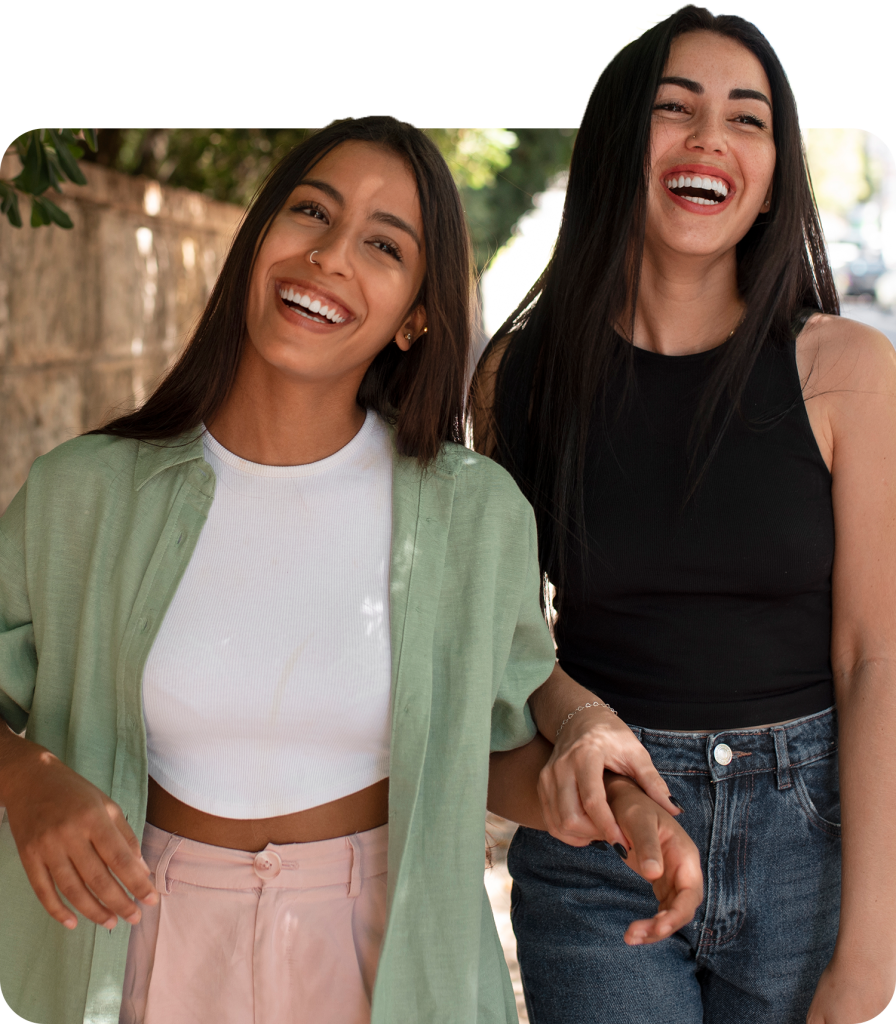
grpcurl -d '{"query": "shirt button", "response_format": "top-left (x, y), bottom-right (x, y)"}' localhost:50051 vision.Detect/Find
top-left (253, 850), bottom-right (282, 880)
top-left (713, 743), bottom-right (733, 766)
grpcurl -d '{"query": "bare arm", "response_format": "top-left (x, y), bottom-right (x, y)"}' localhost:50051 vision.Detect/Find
top-left (488, 733), bottom-right (703, 944)
top-left (0, 712), bottom-right (158, 930)
top-left (472, 345), bottom-right (681, 847)
top-left (799, 315), bottom-right (896, 1024)
top-left (527, 663), bottom-right (682, 847)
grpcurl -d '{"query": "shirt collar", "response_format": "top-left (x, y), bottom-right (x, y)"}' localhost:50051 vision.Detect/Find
top-left (133, 427), bottom-right (207, 490)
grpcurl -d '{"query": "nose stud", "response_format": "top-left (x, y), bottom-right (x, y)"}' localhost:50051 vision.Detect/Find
top-left (308, 251), bottom-right (319, 265)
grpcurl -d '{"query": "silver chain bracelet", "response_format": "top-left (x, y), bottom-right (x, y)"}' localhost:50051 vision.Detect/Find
top-left (556, 701), bottom-right (617, 738)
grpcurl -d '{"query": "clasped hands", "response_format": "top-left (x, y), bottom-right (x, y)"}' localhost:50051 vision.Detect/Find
top-left (516, 668), bottom-right (704, 946)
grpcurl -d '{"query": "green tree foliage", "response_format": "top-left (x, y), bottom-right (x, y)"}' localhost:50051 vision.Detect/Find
top-left (458, 128), bottom-right (576, 273)
top-left (5, 128), bottom-right (577, 273)
top-left (1, 130), bottom-right (97, 228)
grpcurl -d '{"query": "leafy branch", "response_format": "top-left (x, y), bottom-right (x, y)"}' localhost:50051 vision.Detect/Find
top-left (0, 129), bottom-right (98, 229)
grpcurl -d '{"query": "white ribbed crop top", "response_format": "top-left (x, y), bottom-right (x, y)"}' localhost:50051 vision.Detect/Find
top-left (142, 410), bottom-right (393, 818)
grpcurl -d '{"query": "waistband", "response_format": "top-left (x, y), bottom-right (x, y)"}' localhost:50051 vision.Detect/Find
top-left (141, 822), bottom-right (388, 896)
top-left (628, 705), bottom-right (837, 787)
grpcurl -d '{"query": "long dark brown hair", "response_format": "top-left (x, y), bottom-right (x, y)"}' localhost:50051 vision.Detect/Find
top-left (481, 5), bottom-right (838, 592)
top-left (94, 117), bottom-right (473, 463)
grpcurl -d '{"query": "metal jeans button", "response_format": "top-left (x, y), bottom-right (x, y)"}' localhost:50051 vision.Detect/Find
top-left (253, 850), bottom-right (282, 879)
top-left (713, 742), bottom-right (733, 766)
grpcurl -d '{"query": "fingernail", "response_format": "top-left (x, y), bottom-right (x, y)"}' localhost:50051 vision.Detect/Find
top-left (126, 911), bottom-right (141, 925)
top-left (613, 842), bottom-right (628, 860)
top-left (141, 892), bottom-right (159, 905)
top-left (669, 796), bottom-right (685, 812)
top-left (64, 918), bottom-right (77, 930)
top-left (104, 917), bottom-right (117, 930)
top-left (590, 840), bottom-right (610, 850)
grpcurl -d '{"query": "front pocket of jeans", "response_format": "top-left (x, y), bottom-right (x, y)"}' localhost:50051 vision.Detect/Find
top-left (792, 749), bottom-right (841, 836)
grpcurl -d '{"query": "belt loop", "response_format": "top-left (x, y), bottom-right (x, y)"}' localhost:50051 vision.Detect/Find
top-left (153, 833), bottom-right (184, 896)
top-left (348, 834), bottom-right (362, 898)
top-left (772, 726), bottom-right (792, 791)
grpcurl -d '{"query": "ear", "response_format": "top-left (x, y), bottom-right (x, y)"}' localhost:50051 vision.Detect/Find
top-left (394, 305), bottom-right (428, 353)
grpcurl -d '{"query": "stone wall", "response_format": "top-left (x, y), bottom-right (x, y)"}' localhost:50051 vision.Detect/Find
top-left (0, 156), bottom-right (244, 512)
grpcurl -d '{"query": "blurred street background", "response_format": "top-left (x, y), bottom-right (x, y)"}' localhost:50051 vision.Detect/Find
top-left (2, 128), bottom-right (896, 1024)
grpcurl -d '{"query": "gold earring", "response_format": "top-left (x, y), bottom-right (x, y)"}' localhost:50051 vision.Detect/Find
top-left (405, 332), bottom-right (412, 342)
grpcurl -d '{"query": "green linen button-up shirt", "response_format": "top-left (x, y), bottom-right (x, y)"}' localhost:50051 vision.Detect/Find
top-left (0, 428), bottom-right (556, 1024)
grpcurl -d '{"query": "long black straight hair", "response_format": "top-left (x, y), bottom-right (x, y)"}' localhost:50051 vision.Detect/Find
top-left (94, 117), bottom-right (473, 464)
top-left (481, 5), bottom-right (838, 593)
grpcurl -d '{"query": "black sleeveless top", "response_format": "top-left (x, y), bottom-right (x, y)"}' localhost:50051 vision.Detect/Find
top-left (553, 332), bottom-right (835, 730)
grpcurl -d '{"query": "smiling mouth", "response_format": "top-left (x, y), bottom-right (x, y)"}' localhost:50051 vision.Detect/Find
top-left (278, 285), bottom-right (347, 325)
top-left (664, 173), bottom-right (730, 206)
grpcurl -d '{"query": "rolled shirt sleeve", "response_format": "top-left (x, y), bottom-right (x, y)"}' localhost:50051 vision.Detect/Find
top-left (490, 507), bottom-right (556, 752)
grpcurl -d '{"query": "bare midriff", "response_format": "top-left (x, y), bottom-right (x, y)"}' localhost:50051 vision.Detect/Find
top-left (146, 776), bottom-right (389, 852)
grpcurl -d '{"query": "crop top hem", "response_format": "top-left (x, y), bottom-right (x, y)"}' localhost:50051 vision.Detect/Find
top-left (560, 663), bottom-right (835, 731)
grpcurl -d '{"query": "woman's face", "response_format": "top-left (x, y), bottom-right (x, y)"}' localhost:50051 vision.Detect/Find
top-left (244, 141), bottom-right (427, 386)
top-left (646, 30), bottom-right (777, 260)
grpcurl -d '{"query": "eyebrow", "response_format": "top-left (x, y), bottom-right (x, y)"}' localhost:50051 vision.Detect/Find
top-left (298, 178), bottom-right (422, 251)
top-left (657, 77), bottom-right (771, 109)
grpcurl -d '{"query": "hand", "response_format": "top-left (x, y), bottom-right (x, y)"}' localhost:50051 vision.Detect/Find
top-left (806, 954), bottom-right (896, 1024)
top-left (536, 694), bottom-right (681, 847)
top-left (603, 773), bottom-right (703, 945)
top-left (1, 738), bottom-right (158, 930)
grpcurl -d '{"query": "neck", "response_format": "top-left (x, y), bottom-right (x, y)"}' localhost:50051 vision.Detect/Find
top-left (206, 348), bottom-right (369, 466)
top-left (626, 245), bottom-right (744, 356)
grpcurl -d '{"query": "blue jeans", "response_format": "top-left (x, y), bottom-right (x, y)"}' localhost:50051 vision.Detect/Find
top-left (508, 707), bottom-right (841, 1024)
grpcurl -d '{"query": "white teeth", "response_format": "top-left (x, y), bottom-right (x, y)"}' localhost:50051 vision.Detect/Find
top-left (684, 176), bottom-right (692, 187)
top-left (280, 286), bottom-right (346, 322)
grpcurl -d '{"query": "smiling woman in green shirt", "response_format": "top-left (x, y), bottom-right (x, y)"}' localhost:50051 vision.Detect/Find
top-left (0, 117), bottom-right (700, 1024)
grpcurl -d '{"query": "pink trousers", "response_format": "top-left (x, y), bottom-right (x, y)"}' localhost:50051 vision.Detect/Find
top-left (119, 822), bottom-right (388, 1024)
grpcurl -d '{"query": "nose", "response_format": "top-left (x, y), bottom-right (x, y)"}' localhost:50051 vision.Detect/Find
top-left (308, 224), bottom-right (354, 278)
top-left (686, 116), bottom-right (727, 155)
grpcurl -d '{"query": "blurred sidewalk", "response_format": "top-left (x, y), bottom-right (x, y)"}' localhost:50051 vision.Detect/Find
top-left (485, 813), bottom-right (529, 1023)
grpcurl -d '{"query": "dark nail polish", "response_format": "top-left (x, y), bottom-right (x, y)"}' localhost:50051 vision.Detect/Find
top-left (590, 840), bottom-right (610, 850)
top-left (669, 796), bottom-right (685, 812)
top-left (613, 842), bottom-right (628, 860)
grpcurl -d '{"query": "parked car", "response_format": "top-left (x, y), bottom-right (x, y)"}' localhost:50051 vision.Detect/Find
top-left (846, 251), bottom-right (888, 298)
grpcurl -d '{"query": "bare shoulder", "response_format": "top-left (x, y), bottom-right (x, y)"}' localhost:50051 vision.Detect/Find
top-left (469, 335), bottom-right (514, 457)
top-left (798, 312), bottom-right (896, 400)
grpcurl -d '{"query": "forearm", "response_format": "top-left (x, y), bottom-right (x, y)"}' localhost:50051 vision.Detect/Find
top-left (832, 662), bottom-right (896, 980)
top-left (528, 662), bottom-right (616, 741)
top-left (487, 735), bottom-right (552, 829)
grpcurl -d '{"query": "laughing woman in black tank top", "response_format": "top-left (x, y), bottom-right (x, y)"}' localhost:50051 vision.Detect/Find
top-left (475, 7), bottom-right (896, 1024)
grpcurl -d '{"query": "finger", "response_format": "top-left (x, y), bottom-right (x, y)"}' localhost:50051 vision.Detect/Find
top-left (103, 807), bottom-right (158, 905)
top-left (622, 750), bottom-right (683, 818)
top-left (620, 813), bottom-right (664, 882)
top-left (46, 856), bottom-right (120, 929)
top-left (69, 842), bottom-right (143, 924)
top-left (537, 763), bottom-right (602, 846)
top-left (578, 772), bottom-right (628, 849)
top-left (624, 909), bottom-right (679, 945)
top-left (20, 858), bottom-right (79, 929)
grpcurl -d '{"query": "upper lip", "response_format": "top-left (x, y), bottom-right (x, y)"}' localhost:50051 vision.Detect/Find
top-left (275, 278), bottom-right (355, 321)
top-left (661, 164), bottom-right (736, 195)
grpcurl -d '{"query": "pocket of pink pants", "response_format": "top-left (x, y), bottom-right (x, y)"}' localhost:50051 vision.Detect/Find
top-left (119, 823), bottom-right (388, 1024)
